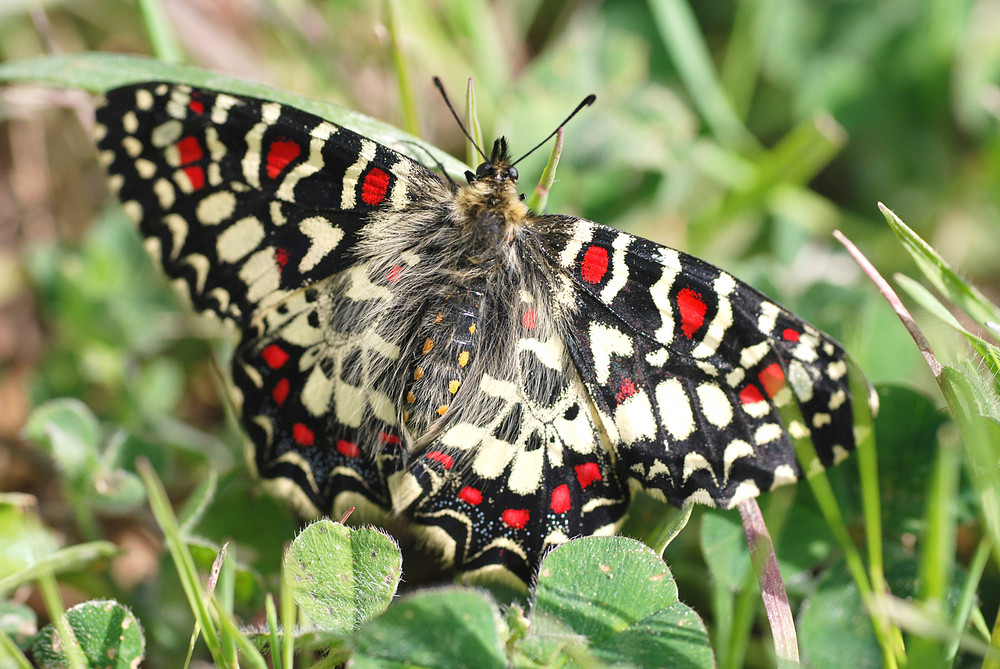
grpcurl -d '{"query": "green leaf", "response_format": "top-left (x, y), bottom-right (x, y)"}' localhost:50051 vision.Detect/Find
top-left (352, 587), bottom-right (508, 668)
top-left (22, 399), bottom-right (101, 481)
top-left (798, 564), bottom-right (882, 668)
top-left (31, 600), bottom-right (145, 669)
top-left (0, 599), bottom-right (36, 648)
top-left (282, 519), bottom-right (401, 635)
top-left (700, 509), bottom-right (750, 590)
top-left (522, 536), bottom-right (713, 668)
top-left (0, 542), bottom-right (119, 596)
top-left (0, 501), bottom-right (60, 582)
top-left (0, 53), bottom-right (469, 178)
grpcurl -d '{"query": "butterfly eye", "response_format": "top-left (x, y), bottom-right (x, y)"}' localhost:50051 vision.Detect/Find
top-left (476, 162), bottom-right (491, 178)
top-left (508, 166), bottom-right (518, 181)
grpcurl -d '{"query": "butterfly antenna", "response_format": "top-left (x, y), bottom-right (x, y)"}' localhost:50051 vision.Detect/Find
top-left (511, 94), bottom-right (596, 167)
top-left (433, 76), bottom-right (489, 163)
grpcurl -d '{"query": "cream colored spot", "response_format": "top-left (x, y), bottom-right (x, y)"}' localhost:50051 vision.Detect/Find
top-left (789, 420), bottom-right (810, 439)
top-left (771, 465), bottom-right (798, 488)
top-left (135, 158), bottom-right (156, 179)
top-left (135, 88), bottom-right (154, 110)
top-left (298, 216), bottom-right (344, 273)
top-left (754, 423), bottom-right (782, 445)
top-left (122, 200), bottom-right (143, 221)
top-left (589, 323), bottom-right (633, 385)
top-left (122, 111), bottom-right (138, 134)
top-left (163, 213), bottom-right (188, 260)
top-left (218, 216), bottom-right (265, 263)
top-left (150, 119), bottom-right (182, 149)
top-left (787, 360), bottom-right (814, 402)
top-left (757, 301), bottom-right (780, 335)
top-left (239, 248), bottom-right (281, 304)
top-left (655, 378), bottom-right (695, 440)
top-left (270, 201), bottom-right (286, 226)
top-left (646, 348), bottom-right (669, 367)
top-left (827, 359), bottom-right (848, 380)
top-left (211, 94), bottom-right (239, 124)
top-left (196, 191), bottom-right (237, 225)
top-left (122, 136), bottom-right (142, 158)
top-left (697, 383), bottom-right (733, 428)
top-left (614, 390), bottom-right (656, 445)
top-left (723, 439), bottom-right (754, 482)
top-left (153, 178), bottom-right (175, 209)
top-left (107, 172), bottom-right (123, 192)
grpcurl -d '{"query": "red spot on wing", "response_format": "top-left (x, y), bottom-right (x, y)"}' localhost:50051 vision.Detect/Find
top-left (378, 432), bottom-right (401, 445)
top-left (265, 139), bottom-right (301, 179)
top-left (676, 287), bottom-right (708, 338)
top-left (292, 423), bottom-right (314, 446)
top-left (274, 246), bottom-right (290, 267)
top-left (361, 167), bottom-right (391, 205)
top-left (188, 99), bottom-right (205, 115)
top-left (386, 264), bottom-right (402, 283)
top-left (182, 166), bottom-right (205, 191)
top-left (550, 485), bottom-right (571, 514)
top-left (740, 384), bottom-right (764, 405)
top-left (458, 486), bottom-right (483, 505)
top-left (271, 378), bottom-right (289, 406)
top-left (782, 328), bottom-right (800, 342)
top-left (337, 440), bottom-right (360, 458)
top-left (176, 135), bottom-right (203, 165)
top-left (502, 509), bottom-right (529, 529)
top-left (615, 378), bottom-right (637, 404)
top-left (522, 308), bottom-right (538, 329)
top-left (758, 363), bottom-right (786, 398)
top-left (575, 462), bottom-right (602, 488)
top-left (261, 344), bottom-right (290, 369)
top-left (580, 245), bottom-right (609, 284)
top-left (425, 451), bottom-right (453, 469)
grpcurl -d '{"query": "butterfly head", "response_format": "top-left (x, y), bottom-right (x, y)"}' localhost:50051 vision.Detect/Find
top-left (465, 138), bottom-right (519, 185)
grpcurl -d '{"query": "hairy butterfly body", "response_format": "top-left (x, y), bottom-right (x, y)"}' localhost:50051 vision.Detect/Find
top-left (95, 82), bottom-right (868, 585)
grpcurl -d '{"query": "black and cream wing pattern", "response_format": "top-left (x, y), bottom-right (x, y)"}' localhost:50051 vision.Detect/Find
top-left (95, 82), bottom-right (871, 584)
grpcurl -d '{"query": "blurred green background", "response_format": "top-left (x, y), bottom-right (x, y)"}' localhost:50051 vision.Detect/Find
top-left (1, 1), bottom-right (999, 666)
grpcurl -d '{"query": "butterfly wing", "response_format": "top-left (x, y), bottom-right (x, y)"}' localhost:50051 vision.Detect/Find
top-left (95, 82), bottom-right (441, 516)
top-left (536, 217), bottom-right (863, 509)
top-left (402, 327), bottom-right (629, 584)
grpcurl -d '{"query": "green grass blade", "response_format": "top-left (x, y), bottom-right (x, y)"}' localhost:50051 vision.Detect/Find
top-left (135, 0), bottom-right (184, 64)
top-left (895, 273), bottom-right (1000, 377)
top-left (720, 0), bottom-right (776, 119)
top-left (648, 0), bottom-right (756, 150)
top-left (525, 128), bottom-right (563, 213)
top-left (464, 77), bottom-right (485, 168)
top-left (880, 204), bottom-right (1000, 328)
top-left (386, 0), bottom-right (421, 137)
top-left (137, 459), bottom-right (225, 666)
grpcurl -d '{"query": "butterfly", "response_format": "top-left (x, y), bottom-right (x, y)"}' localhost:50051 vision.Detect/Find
top-left (94, 81), bottom-right (866, 585)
